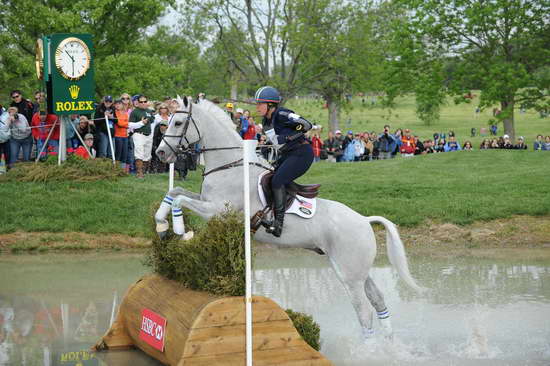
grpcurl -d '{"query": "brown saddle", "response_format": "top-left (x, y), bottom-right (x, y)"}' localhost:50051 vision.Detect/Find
top-left (260, 171), bottom-right (321, 210)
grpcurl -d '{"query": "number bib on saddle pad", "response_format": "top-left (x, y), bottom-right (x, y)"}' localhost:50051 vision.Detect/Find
top-left (257, 171), bottom-right (317, 219)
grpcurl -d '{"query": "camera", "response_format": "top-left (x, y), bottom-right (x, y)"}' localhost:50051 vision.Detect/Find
top-left (14, 114), bottom-right (18, 120)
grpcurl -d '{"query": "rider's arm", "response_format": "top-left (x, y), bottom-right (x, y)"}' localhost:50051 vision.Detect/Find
top-left (279, 111), bottom-right (313, 132)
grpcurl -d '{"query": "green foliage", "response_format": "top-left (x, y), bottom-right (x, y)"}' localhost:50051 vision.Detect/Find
top-left (391, 0), bottom-right (550, 136)
top-left (0, 155), bottom-right (126, 183)
top-left (145, 207), bottom-right (251, 296)
top-left (285, 309), bottom-right (321, 351)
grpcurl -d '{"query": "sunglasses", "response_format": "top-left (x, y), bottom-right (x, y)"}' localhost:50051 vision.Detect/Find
top-left (122, 97), bottom-right (130, 100)
top-left (139, 100), bottom-right (148, 103)
top-left (11, 95), bottom-right (21, 99)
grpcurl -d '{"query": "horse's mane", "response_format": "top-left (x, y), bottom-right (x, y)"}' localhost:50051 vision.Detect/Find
top-left (194, 99), bottom-right (239, 134)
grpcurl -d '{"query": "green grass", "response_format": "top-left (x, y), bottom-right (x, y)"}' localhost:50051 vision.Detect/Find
top-left (285, 93), bottom-right (548, 148)
top-left (1, 150), bottom-right (548, 236)
top-left (303, 150), bottom-right (549, 226)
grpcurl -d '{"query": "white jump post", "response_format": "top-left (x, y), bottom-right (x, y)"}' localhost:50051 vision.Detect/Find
top-left (242, 140), bottom-right (253, 366)
top-left (169, 163), bottom-right (174, 190)
top-left (105, 115), bottom-right (116, 165)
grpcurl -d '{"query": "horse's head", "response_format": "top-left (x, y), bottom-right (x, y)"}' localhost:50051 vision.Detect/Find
top-left (156, 95), bottom-right (201, 164)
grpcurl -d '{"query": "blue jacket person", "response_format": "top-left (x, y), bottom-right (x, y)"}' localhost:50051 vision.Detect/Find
top-left (255, 86), bottom-right (314, 237)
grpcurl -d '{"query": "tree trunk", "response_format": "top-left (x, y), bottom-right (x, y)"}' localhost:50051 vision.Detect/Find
top-left (501, 99), bottom-right (515, 140)
top-left (327, 96), bottom-right (340, 133)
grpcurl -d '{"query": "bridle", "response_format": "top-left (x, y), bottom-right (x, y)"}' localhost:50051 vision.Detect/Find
top-left (160, 103), bottom-right (271, 176)
top-left (160, 104), bottom-right (202, 156)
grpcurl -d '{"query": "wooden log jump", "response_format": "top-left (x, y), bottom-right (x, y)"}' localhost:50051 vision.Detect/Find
top-left (94, 274), bottom-right (333, 365)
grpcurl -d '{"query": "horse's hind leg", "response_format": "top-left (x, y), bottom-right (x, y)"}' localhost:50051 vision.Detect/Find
top-left (365, 276), bottom-right (393, 338)
top-left (345, 281), bottom-right (377, 340)
top-left (329, 258), bottom-right (375, 340)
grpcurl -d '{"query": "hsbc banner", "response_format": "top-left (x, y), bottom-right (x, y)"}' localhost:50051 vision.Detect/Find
top-left (139, 308), bottom-right (167, 352)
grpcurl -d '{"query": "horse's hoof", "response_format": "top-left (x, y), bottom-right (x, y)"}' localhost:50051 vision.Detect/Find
top-left (182, 231), bottom-right (194, 241)
top-left (157, 231), bottom-right (168, 241)
top-left (362, 327), bottom-right (375, 341)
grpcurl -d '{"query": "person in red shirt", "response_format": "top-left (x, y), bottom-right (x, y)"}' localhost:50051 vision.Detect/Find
top-left (311, 132), bottom-right (324, 162)
top-left (74, 133), bottom-right (96, 159)
top-left (400, 128), bottom-right (416, 157)
top-left (31, 111), bottom-right (59, 159)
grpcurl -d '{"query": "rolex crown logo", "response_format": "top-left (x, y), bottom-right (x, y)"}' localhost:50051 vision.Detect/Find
top-left (69, 85), bottom-right (80, 99)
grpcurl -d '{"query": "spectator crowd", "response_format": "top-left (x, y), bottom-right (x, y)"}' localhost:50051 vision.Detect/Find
top-left (1, 90), bottom-right (548, 175)
top-left (0, 90), bottom-right (197, 179)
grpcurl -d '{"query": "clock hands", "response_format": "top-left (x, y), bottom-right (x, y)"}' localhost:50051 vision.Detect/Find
top-left (65, 50), bottom-right (75, 76)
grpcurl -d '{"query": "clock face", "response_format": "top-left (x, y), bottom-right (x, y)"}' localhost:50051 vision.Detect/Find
top-left (54, 37), bottom-right (91, 80)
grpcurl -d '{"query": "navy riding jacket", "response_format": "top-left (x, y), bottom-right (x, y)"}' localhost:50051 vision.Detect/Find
top-left (263, 107), bottom-right (309, 153)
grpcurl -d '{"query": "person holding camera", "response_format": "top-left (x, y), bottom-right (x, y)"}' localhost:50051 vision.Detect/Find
top-left (2, 106), bottom-right (32, 167)
top-left (378, 125), bottom-right (401, 159)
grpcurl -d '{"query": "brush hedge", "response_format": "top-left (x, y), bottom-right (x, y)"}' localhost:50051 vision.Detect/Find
top-left (145, 207), bottom-right (248, 296)
top-left (0, 155), bottom-right (126, 182)
top-left (145, 205), bottom-right (321, 350)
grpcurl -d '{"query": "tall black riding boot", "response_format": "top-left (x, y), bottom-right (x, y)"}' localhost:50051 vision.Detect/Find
top-left (266, 186), bottom-right (286, 237)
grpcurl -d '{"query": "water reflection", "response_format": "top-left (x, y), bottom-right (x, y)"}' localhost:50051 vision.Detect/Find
top-left (0, 250), bottom-right (549, 365)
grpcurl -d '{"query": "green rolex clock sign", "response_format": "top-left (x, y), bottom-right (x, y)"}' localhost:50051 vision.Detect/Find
top-left (41, 33), bottom-right (95, 115)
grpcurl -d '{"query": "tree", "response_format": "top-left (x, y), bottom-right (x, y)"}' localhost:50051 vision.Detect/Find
top-left (0, 0), bottom-right (180, 99)
top-left (176, 0), bottom-right (324, 99)
top-left (393, 0), bottom-right (550, 137)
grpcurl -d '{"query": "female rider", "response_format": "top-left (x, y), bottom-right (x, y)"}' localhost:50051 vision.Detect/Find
top-left (255, 86), bottom-right (314, 237)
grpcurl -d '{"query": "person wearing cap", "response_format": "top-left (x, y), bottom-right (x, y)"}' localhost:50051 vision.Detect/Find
top-left (75, 115), bottom-right (95, 147)
top-left (74, 133), bottom-right (96, 159)
top-left (255, 86), bottom-right (314, 237)
top-left (234, 108), bottom-right (249, 139)
top-left (129, 94), bottom-right (155, 178)
top-left (112, 99), bottom-right (130, 170)
top-left (2, 106), bottom-right (32, 168)
top-left (94, 96), bottom-right (116, 158)
top-left (514, 136), bottom-right (527, 150)
top-left (502, 134), bottom-right (513, 149)
top-left (225, 102), bottom-right (234, 121)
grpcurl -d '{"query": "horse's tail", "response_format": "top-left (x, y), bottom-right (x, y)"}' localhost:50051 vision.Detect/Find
top-left (367, 216), bottom-right (425, 293)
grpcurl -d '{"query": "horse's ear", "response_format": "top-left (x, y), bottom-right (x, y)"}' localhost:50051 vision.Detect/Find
top-left (183, 96), bottom-right (189, 108)
top-left (176, 95), bottom-right (184, 109)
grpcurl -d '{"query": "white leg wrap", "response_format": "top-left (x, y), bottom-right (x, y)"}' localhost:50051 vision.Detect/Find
top-left (172, 207), bottom-right (185, 235)
top-left (155, 196), bottom-right (173, 223)
top-left (378, 316), bottom-right (393, 338)
top-left (362, 327), bottom-right (375, 340)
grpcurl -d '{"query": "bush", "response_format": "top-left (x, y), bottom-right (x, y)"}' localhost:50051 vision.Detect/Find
top-left (285, 309), bottom-right (321, 351)
top-left (145, 206), bottom-right (250, 296)
top-left (0, 155), bottom-right (126, 182)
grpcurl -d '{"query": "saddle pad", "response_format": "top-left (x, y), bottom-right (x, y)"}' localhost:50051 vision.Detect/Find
top-left (257, 171), bottom-right (316, 219)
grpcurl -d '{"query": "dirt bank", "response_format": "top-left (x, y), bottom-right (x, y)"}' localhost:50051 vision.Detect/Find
top-left (374, 215), bottom-right (550, 260)
top-left (1, 215), bottom-right (549, 258)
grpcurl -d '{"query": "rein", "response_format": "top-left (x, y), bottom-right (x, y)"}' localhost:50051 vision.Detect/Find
top-left (161, 105), bottom-right (271, 176)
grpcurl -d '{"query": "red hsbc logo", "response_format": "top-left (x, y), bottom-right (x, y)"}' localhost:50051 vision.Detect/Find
top-left (139, 308), bottom-right (167, 352)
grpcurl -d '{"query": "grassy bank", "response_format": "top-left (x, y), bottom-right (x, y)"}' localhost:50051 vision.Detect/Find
top-left (2, 150), bottom-right (548, 239)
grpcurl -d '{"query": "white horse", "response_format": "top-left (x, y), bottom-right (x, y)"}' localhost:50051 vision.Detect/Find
top-left (155, 96), bottom-right (424, 340)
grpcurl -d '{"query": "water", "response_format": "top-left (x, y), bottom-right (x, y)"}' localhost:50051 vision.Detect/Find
top-left (1, 248), bottom-right (549, 365)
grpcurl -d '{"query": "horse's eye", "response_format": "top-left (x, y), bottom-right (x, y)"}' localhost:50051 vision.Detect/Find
top-left (175, 121), bottom-right (183, 126)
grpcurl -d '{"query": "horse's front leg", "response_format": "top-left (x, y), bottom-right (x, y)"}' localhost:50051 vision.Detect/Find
top-left (171, 194), bottom-right (228, 241)
top-left (171, 194), bottom-right (226, 219)
top-left (154, 188), bottom-right (203, 241)
top-left (154, 194), bottom-right (174, 240)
